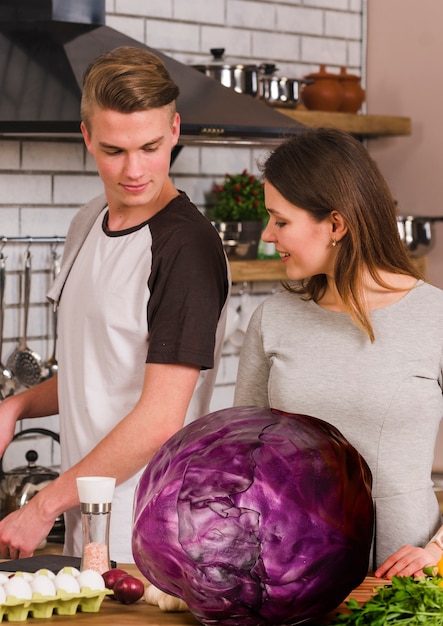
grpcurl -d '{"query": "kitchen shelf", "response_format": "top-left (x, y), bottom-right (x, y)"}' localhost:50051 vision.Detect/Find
top-left (229, 256), bottom-right (426, 283)
top-left (274, 109), bottom-right (411, 138)
top-left (230, 259), bottom-right (285, 283)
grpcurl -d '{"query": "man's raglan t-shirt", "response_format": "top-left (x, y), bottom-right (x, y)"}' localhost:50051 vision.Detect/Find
top-left (55, 191), bottom-right (229, 562)
top-left (98, 191), bottom-right (228, 369)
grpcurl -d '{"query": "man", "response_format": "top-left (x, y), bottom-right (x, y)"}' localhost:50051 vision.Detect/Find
top-left (0, 46), bottom-right (229, 562)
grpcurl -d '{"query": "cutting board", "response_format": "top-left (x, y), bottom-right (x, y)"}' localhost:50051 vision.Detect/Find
top-left (0, 554), bottom-right (117, 573)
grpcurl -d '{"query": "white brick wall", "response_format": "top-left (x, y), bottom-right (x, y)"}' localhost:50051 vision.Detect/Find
top-left (0, 0), bottom-right (365, 465)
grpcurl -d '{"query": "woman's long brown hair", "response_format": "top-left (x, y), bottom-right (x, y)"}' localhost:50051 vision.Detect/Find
top-left (261, 128), bottom-right (424, 341)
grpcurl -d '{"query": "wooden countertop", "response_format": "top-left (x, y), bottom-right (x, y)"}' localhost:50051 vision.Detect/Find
top-left (1, 543), bottom-right (389, 625)
top-left (30, 569), bottom-right (387, 625)
top-left (48, 573), bottom-right (387, 625)
top-left (274, 108), bottom-right (411, 138)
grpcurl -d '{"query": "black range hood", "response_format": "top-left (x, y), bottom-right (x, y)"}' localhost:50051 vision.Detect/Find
top-left (0, 0), bottom-right (304, 145)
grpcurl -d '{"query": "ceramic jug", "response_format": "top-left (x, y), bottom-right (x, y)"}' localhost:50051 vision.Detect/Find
top-left (338, 67), bottom-right (365, 113)
top-left (302, 65), bottom-right (343, 112)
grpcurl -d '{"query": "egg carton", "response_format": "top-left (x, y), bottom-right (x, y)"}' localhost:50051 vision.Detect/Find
top-left (0, 587), bottom-right (112, 622)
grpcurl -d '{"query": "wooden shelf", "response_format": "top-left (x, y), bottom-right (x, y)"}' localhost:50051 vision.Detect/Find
top-left (229, 257), bottom-right (426, 283)
top-left (229, 259), bottom-right (286, 283)
top-left (274, 109), bottom-right (411, 138)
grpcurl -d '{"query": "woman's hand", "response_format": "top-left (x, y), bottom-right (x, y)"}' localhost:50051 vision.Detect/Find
top-left (375, 543), bottom-right (442, 579)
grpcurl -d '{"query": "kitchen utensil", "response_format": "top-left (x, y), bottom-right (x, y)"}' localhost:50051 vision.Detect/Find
top-left (229, 288), bottom-right (255, 348)
top-left (223, 303), bottom-right (241, 344)
top-left (0, 427), bottom-right (64, 541)
top-left (41, 248), bottom-right (60, 381)
top-left (0, 429), bottom-right (58, 512)
top-left (397, 215), bottom-right (443, 257)
top-left (258, 65), bottom-right (308, 108)
top-left (258, 75), bottom-right (302, 107)
top-left (212, 221), bottom-right (263, 260)
top-left (0, 253), bottom-right (15, 400)
top-left (191, 48), bottom-right (264, 97)
top-left (10, 250), bottom-right (43, 387)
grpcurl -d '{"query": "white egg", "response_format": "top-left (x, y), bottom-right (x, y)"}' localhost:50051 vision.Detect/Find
top-left (0, 585), bottom-right (5, 604)
top-left (31, 574), bottom-right (57, 597)
top-left (56, 566), bottom-right (80, 578)
top-left (13, 571), bottom-right (34, 581)
top-left (4, 576), bottom-right (33, 600)
top-left (34, 568), bottom-right (56, 579)
top-left (77, 569), bottom-right (105, 591)
top-left (54, 573), bottom-right (80, 594)
top-left (0, 573), bottom-right (9, 585)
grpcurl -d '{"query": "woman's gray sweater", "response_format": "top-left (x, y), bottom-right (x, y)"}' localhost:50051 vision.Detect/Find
top-left (234, 280), bottom-right (443, 569)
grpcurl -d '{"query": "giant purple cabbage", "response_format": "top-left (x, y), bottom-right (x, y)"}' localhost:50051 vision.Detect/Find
top-left (132, 406), bottom-right (373, 625)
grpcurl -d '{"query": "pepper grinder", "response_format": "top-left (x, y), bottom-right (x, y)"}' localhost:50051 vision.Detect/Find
top-left (76, 476), bottom-right (116, 574)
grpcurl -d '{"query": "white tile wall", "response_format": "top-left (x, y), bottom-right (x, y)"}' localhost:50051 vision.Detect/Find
top-left (0, 0), bottom-right (365, 465)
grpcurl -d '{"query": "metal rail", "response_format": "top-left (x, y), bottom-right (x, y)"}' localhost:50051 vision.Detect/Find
top-left (0, 236), bottom-right (66, 245)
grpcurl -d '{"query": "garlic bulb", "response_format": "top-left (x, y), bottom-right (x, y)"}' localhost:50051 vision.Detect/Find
top-left (144, 584), bottom-right (188, 612)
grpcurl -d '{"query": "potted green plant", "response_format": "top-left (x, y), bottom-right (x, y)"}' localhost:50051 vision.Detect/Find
top-left (207, 170), bottom-right (267, 260)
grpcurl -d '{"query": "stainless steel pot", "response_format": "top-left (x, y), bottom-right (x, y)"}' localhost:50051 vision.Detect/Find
top-left (212, 221), bottom-right (263, 261)
top-left (191, 48), bottom-right (263, 97)
top-left (397, 215), bottom-right (443, 257)
top-left (258, 75), bottom-right (302, 108)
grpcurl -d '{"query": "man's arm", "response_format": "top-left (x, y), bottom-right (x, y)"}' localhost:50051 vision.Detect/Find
top-left (0, 375), bottom-right (59, 459)
top-left (0, 362), bottom-right (200, 559)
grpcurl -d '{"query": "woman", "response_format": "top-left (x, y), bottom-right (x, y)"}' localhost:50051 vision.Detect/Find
top-left (234, 127), bottom-right (443, 578)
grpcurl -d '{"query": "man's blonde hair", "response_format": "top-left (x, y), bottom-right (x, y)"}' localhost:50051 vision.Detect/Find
top-left (81, 46), bottom-right (180, 132)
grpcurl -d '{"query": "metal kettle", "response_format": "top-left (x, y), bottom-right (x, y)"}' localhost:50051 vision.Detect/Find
top-left (0, 428), bottom-right (64, 541)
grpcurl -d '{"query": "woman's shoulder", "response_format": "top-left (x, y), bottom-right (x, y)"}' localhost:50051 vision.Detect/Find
top-left (398, 280), bottom-right (443, 322)
top-left (414, 280), bottom-right (443, 302)
top-left (258, 287), bottom-right (310, 316)
top-left (263, 285), bottom-right (304, 301)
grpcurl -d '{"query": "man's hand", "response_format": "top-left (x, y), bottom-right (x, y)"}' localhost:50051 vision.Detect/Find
top-left (0, 495), bottom-right (56, 559)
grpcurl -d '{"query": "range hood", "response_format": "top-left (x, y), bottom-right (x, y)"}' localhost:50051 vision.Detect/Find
top-left (0, 0), bottom-right (304, 145)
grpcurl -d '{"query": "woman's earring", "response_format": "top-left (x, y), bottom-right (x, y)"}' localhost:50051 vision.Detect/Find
top-left (331, 238), bottom-right (337, 247)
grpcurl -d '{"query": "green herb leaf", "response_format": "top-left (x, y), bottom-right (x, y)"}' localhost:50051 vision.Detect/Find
top-left (331, 575), bottom-right (443, 625)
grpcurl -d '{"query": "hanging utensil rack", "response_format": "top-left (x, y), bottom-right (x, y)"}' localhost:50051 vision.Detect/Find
top-left (0, 237), bottom-right (67, 389)
top-left (1, 236), bottom-right (66, 245)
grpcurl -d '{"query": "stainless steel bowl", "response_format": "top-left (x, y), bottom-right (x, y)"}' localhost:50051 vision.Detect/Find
top-left (397, 215), bottom-right (443, 257)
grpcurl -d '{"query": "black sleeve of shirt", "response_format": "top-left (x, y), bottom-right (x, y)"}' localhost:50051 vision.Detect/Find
top-left (146, 195), bottom-right (229, 370)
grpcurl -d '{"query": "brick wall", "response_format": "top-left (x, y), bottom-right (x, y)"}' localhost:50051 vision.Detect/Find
top-left (0, 0), bottom-right (364, 467)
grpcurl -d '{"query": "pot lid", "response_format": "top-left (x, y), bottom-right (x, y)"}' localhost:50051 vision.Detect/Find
top-left (261, 63), bottom-right (278, 76)
top-left (3, 450), bottom-right (59, 478)
top-left (339, 67), bottom-right (361, 81)
top-left (0, 450), bottom-right (59, 502)
top-left (192, 48), bottom-right (261, 71)
top-left (304, 64), bottom-right (339, 80)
